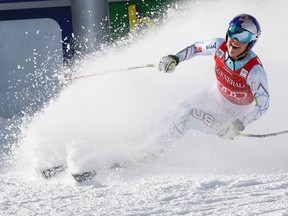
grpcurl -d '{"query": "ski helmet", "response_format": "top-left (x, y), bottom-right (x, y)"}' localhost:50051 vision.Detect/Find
top-left (227, 14), bottom-right (261, 52)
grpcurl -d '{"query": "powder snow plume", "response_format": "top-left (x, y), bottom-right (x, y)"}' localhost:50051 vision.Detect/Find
top-left (5, 0), bottom-right (288, 180)
top-left (2, 0), bottom-right (288, 215)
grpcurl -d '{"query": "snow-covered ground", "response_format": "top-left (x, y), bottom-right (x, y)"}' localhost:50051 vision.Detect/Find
top-left (2, 167), bottom-right (288, 215)
top-left (1, 0), bottom-right (288, 215)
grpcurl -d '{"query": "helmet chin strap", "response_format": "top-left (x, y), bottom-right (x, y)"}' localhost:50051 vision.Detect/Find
top-left (237, 41), bottom-right (254, 60)
top-left (235, 49), bottom-right (249, 60)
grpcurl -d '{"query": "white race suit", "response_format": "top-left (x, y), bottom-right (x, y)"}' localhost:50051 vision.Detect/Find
top-left (166, 38), bottom-right (269, 138)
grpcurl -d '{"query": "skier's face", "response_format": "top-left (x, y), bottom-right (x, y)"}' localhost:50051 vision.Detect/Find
top-left (226, 37), bottom-right (248, 60)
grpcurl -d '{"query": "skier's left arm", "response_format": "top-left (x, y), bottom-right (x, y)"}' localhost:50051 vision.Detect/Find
top-left (218, 65), bottom-right (269, 140)
top-left (241, 65), bottom-right (270, 126)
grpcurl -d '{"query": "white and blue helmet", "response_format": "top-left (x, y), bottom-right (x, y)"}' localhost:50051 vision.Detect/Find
top-left (227, 14), bottom-right (261, 52)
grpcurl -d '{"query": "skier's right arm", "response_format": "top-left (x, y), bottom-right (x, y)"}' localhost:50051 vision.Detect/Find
top-left (159, 38), bottom-right (225, 73)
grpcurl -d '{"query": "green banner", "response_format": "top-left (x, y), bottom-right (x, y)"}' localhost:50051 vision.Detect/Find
top-left (108, 0), bottom-right (174, 40)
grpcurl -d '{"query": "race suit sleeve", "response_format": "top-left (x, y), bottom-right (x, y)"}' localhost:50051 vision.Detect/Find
top-left (175, 38), bottom-right (225, 62)
top-left (241, 65), bottom-right (270, 127)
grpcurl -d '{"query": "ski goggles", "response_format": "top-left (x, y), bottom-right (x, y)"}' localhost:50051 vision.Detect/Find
top-left (227, 25), bottom-right (256, 44)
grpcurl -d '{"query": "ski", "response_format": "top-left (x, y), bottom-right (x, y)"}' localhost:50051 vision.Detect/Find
top-left (40, 165), bottom-right (67, 179)
top-left (72, 170), bottom-right (97, 183)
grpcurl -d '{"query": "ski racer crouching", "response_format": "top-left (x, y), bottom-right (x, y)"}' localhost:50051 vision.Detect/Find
top-left (159, 14), bottom-right (269, 140)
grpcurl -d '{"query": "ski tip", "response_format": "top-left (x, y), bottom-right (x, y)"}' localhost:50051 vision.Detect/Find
top-left (72, 170), bottom-right (97, 183)
top-left (40, 165), bottom-right (67, 179)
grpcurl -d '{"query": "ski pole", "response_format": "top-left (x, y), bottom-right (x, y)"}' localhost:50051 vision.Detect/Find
top-left (239, 130), bottom-right (288, 138)
top-left (62, 63), bottom-right (158, 83)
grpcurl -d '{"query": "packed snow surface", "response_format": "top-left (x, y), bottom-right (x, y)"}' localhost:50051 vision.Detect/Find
top-left (1, 0), bottom-right (288, 215)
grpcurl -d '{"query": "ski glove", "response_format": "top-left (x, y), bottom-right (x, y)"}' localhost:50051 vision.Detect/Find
top-left (159, 55), bottom-right (179, 73)
top-left (218, 119), bottom-right (245, 140)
